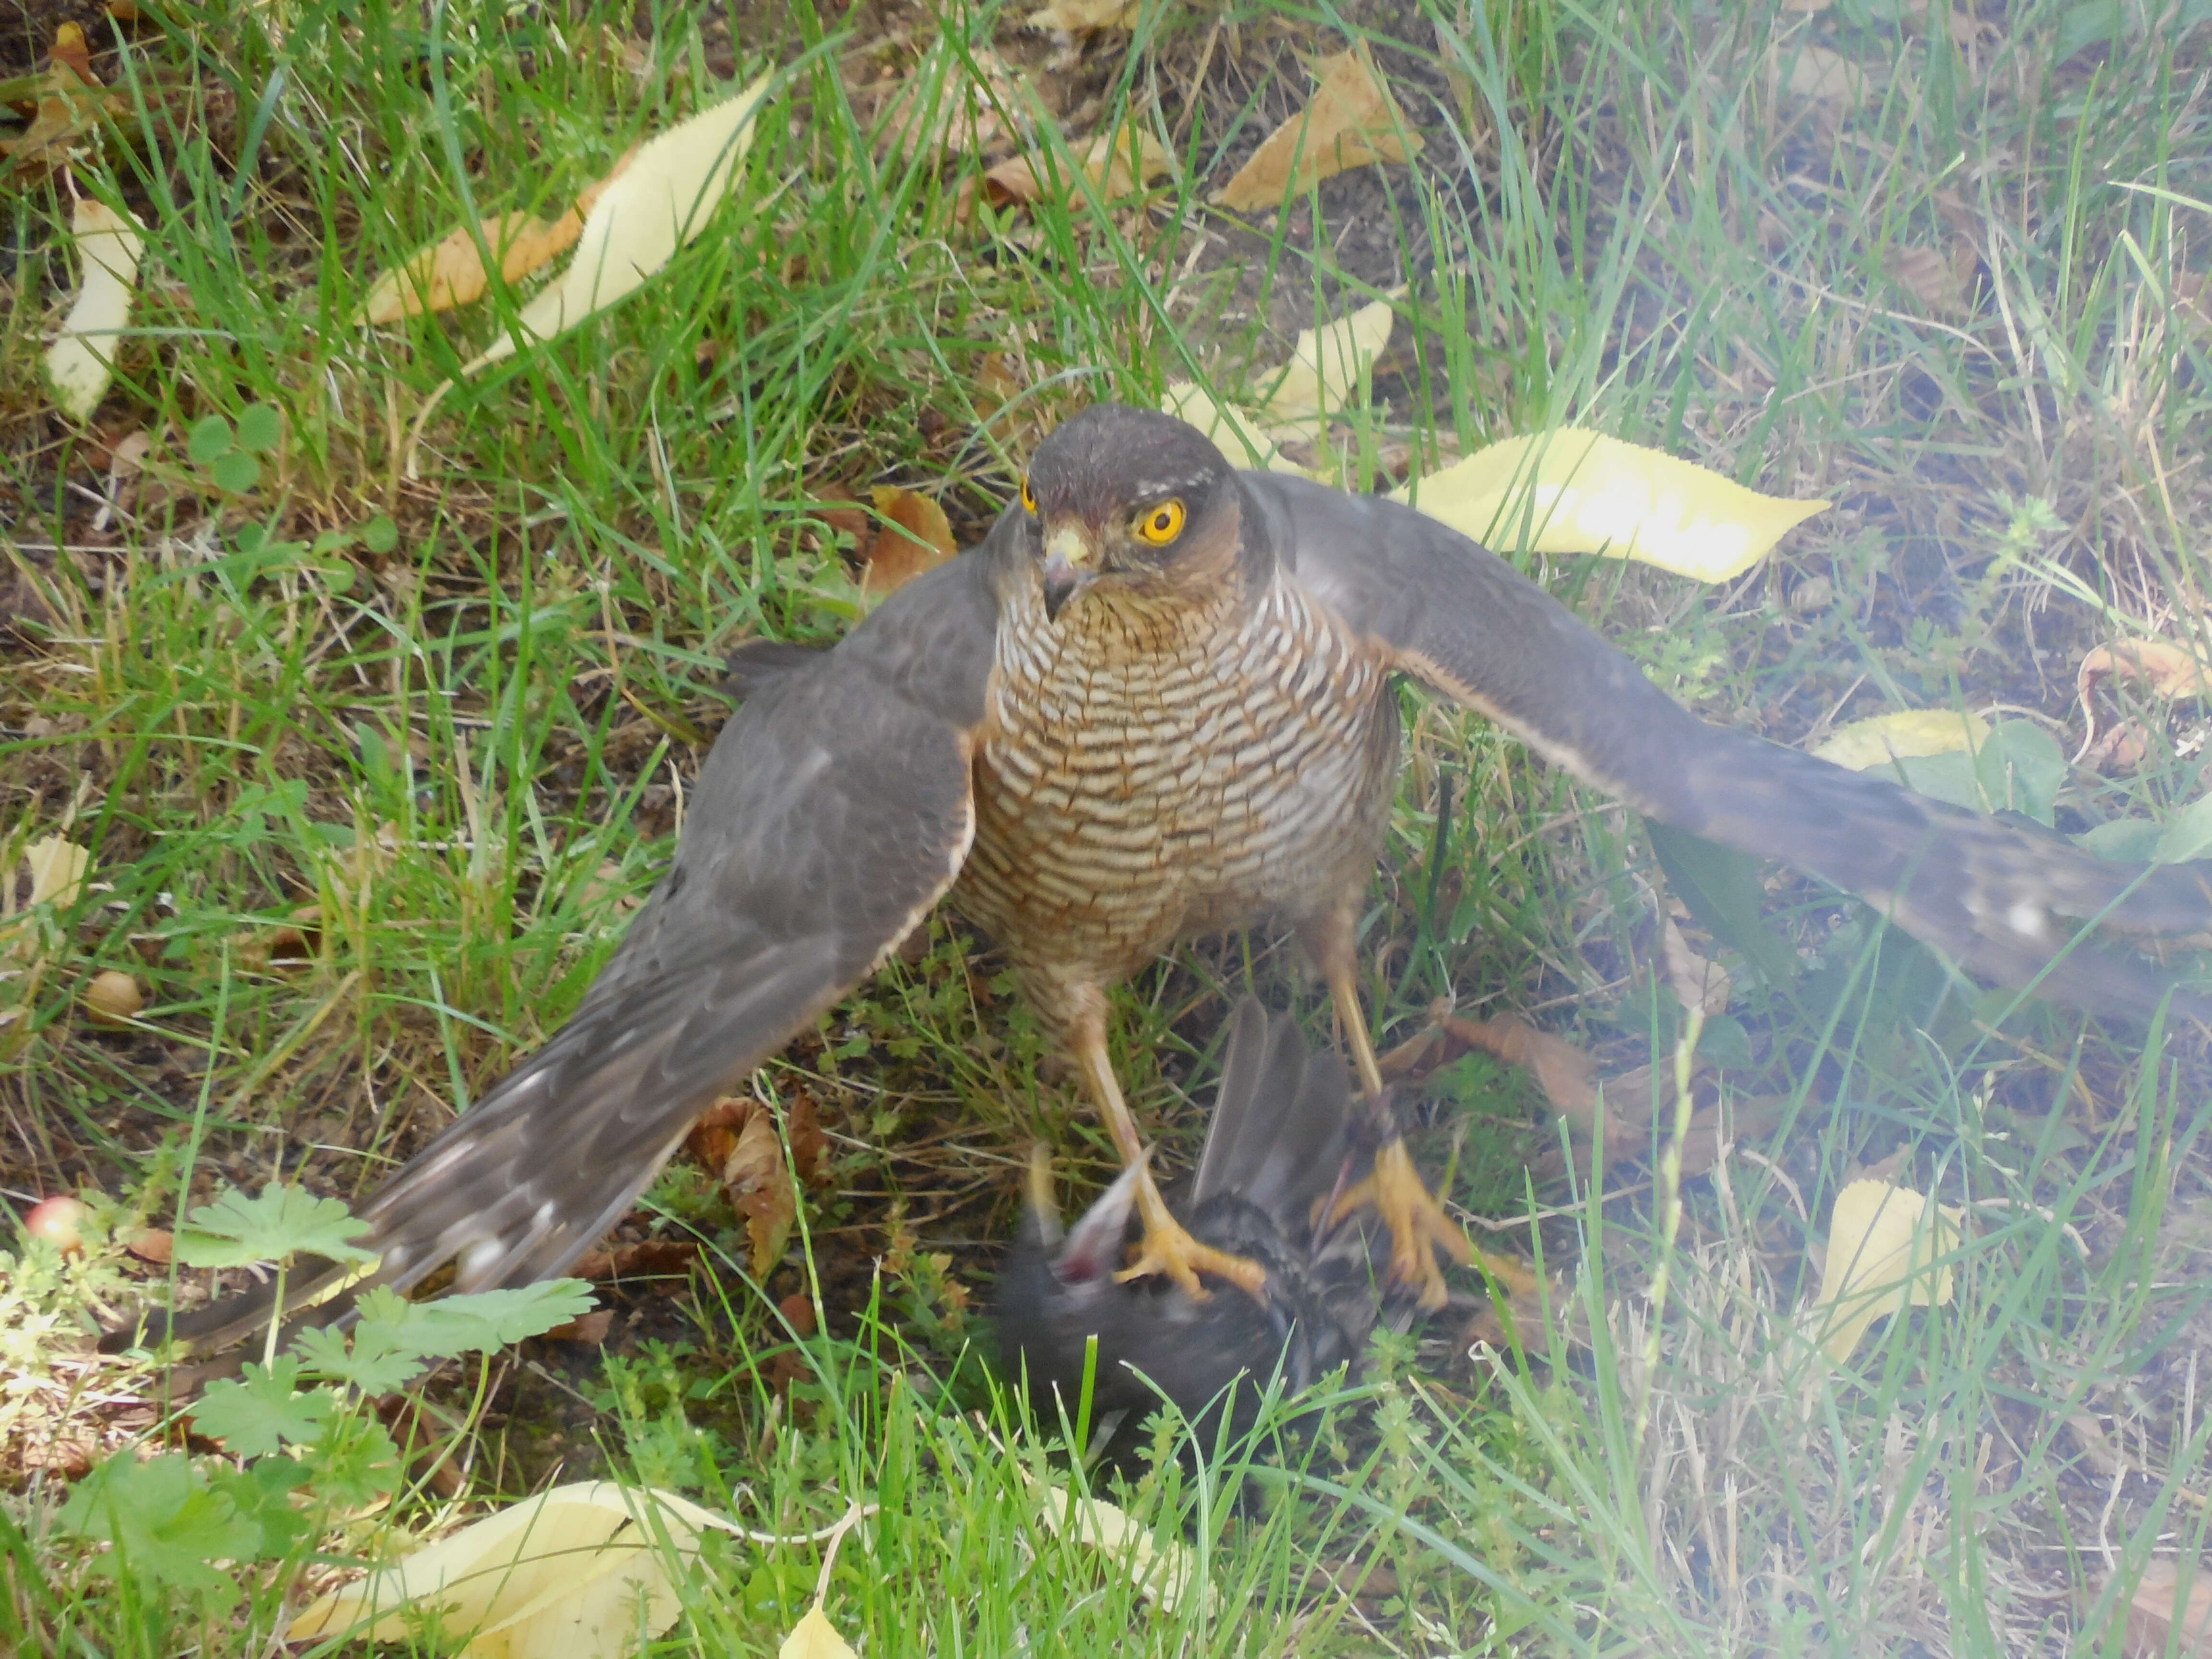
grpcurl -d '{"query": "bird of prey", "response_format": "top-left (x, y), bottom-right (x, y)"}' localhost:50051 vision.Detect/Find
top-left (148, 401), bottom-right (2212, 1354)
top-left (996, 997), bottom-right (1414, 1456)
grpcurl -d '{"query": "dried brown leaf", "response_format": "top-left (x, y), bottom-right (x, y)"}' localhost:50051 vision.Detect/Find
top-left (984, 122), bottom-right (1172, 207)
top-left (685, 1096), bottom-right (752, 1177)
top-left (1661, 915), bottom-right (1731, 1016)
top-left (546, 1308), bottom-right (615, 1344)
top-left (1785, 45), bottom-right (1867, 106)
top-left (1887, 242), bottom-right (1969, 313)
top-left (786, 1092), bottom-right (829, 1188)
top-left (1, 61), bottom-right (124, 177)
top-left (876, 51), bottom-right (1020, 167)
top-left (2117, 1560), bottom-right (2212, 1656)
top-left (2081, 638), bottom-right (2212, 703)
top-left (357, 209), bottom-right (586, 326)
top-left (236, 906), bottom-right (323, 973)
top-left (1212, 43), bottom-right (1423, 210)
top-left (725, 1109), bottom-right (795, 1278)
top-left (568, 1238), bottom-right (700, 1281)
top-left (1442, 1014), bottom-right (1599, 1130)
top-left (862, 485), bottom-right (956, 601)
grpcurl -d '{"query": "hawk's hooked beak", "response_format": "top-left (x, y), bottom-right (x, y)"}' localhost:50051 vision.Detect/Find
top-left (1040, 523), bottom-right (1100, 622)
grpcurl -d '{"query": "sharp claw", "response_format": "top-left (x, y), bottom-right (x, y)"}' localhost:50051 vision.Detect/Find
top-left (1112, 1155), bottom-right (1267, 1301)
top-left (1337, 1140), bottom-right (1532, 1311)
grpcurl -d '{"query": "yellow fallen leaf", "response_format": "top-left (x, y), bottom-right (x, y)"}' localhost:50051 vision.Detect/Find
top-left (1396, 430), bottom-right (1828, 582)
top-left (1160, 381), bottom-right (1311, 476)
top-left (1212, 43), bottom-right (1422, 211)
top-left (1027, 0), bottom-right (1139, 26)
top-left (357, 209), bottom-right (586, 326)
top-left (1803, 1179), bottom-right (1961, 1364)
top-left (780, 1604), bottom-right (858, 1659)
top-left (1253, 298), bottom-right (1393, 426)
top-left (45, 199), bottom-right (144, 422)
top-left (22, 837), bottom-right (91, 909)
top-left (984, 122), bottom-right (1172, 207)
top-left (1024, 1471), bottom-right (1209, 1614)
top-left (1810, 709), bottom-right (1989, 771)
top-left (463, 73), bottom-right (772, 375)
top-left (286, 1481), bottom-right (735, 1658)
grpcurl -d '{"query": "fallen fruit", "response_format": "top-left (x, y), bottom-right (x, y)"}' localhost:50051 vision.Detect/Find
top-left (83, 969), bottom-right (144, 1024)
top-left (25, 1196), bottom-right (88, 1253)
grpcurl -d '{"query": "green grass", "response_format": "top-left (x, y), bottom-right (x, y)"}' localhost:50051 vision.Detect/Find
top-left (6, 0), bottom-right (2212, 1651)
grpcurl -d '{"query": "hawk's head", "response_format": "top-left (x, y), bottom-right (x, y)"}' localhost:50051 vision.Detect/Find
top-left (1016, 405), bottom-right (1252, 621)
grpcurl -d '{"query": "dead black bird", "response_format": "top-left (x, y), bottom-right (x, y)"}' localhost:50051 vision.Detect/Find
top-left (994, 998), bottom-right (1421, 1458)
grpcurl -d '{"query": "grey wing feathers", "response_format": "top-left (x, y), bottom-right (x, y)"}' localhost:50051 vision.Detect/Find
top-left (1253, 473), bottom-right (2212, 1022)
top-left (148, 553), bottom-right (999, 1357)
top-left (1191, 1000), bottom-right (1356, 1219)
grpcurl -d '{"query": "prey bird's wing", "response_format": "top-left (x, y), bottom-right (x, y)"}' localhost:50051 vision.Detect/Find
top-left (1253, 473), bottom-right (2212, 1022)
top-left (148, 551), bottom-right (1000, 1356)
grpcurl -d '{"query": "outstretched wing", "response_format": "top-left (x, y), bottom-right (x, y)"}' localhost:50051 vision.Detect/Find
top-left (1252, 473), bottom-right (2212, 1022)
top-left (152, 548), bottom-right (1001, 1356)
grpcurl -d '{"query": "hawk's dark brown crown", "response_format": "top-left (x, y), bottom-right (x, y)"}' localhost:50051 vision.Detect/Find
top-left (1025, 404), bottom-right (1233, 529)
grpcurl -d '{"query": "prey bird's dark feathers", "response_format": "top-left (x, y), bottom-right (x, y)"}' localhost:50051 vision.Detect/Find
top-left (994, 999), bottom-right (1412, 1451)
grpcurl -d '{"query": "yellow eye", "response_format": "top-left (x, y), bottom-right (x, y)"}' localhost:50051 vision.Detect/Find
top-left (1020, 476), bottom-right (1037, 514)
top-left (1135, 499), bottom-right (1186, 545)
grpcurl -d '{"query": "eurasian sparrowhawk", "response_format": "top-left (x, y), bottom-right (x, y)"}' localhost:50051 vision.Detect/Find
top-left (151, 402), bottom-right (2212, 1350)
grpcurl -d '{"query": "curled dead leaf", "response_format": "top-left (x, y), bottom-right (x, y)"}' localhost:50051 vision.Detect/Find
top-left (1213, 43), bottom-right (1423, 211)
top-left (357, 209), bottom-right (586, 326)
top-left (2078, 639), bottom-right (2212, 766)
top-left (1661, 916), bottom-right (1731, 1016)
top-left (567, 1238), bottom-right (700, 1281)
top-left (685, 1096), bottom-right (749, 1173)
top-left (546, 1309), bottom-right (615, 1344)
top-left (861, 485), bottom-right (956, 601)
top-left (725, 1109), bottom-right (796, 1279)
top-left (2080, 638), bottom-right (2212, 702)
top-left (236, 906), bottom-right (324, 973)
top-left (983, 121), bottom-right (1172, 209)
top-left (785, 1091), bottom-right (829, 1188)
top-left (1, 36), bottom-right (126, 179)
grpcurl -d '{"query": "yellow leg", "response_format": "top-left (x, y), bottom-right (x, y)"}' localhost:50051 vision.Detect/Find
top-left (1319, 959), bottom-right (1533, 1310)
top-left (1068, 995), bottom-right (1267, 1302)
